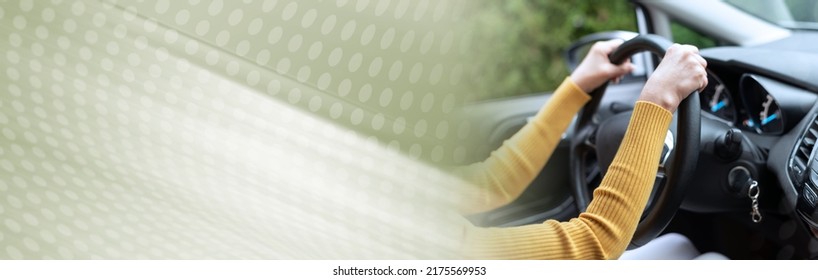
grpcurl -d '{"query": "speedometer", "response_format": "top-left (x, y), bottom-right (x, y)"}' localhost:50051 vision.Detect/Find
top-left (740, 74), bottom-right (784, 134)
top-left (699, 71), bottom-right (736, 123)
top-left (758, 95), bottom-right (782, 130)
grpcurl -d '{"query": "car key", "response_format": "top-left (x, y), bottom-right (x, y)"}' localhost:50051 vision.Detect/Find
top-left (748, 180), bottom-right (762, 223)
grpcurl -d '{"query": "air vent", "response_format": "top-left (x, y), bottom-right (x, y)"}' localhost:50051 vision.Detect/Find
top-left (791, 116), bottom-right (818, 183)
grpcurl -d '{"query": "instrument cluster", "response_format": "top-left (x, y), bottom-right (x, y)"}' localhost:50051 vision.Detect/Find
top-left (699, 72), bottom-right (785, 135)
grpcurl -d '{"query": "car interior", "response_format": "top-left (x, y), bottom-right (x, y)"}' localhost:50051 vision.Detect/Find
top-left (465, 0), bottom-right (818, 259)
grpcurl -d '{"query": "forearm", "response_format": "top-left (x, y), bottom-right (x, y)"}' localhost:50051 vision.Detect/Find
top-left (463, 101), bottom-right (672, 259)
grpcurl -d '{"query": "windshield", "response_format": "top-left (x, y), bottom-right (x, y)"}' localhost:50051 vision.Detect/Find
top-left (725, 0), bottom-right (818, 29)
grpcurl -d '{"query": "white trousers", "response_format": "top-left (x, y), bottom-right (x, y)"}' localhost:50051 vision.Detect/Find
top-left (619, 233), bottom-right (729, 260)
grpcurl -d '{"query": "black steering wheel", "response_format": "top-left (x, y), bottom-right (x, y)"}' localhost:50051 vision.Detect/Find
top-left (569, 35), bottom-right (701, 248)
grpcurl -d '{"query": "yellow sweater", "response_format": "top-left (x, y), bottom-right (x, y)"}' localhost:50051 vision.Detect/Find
top-left (460, 78), bottom-right (672, 259)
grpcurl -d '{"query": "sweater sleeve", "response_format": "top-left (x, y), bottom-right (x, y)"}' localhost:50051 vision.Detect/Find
top-left (455, 77), bottom-right (591, 214)
top-left (462, 101), bottom-right (673, 259)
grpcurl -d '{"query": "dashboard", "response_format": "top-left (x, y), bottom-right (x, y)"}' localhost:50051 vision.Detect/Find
top-left (678, 44), bottom-right (818, 253)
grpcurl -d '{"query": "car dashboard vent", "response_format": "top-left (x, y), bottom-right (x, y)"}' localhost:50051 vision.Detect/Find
top-left (791, 115), bottom-right (818, 184)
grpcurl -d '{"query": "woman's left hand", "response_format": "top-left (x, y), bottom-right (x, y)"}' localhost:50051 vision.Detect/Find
top-left (570, 39), bottom-right (636, 93)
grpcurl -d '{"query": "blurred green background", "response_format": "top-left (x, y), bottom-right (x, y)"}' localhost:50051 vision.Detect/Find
top-left (466, 0), bottom-right (717, 100)
top-left (468, 0), bottom-right (636, 99)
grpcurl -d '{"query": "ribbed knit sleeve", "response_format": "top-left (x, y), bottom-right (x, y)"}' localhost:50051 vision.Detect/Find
top-left (462, 101), bottom-right (673, 259)
top-left (455, 77), bottom-right (591, 214)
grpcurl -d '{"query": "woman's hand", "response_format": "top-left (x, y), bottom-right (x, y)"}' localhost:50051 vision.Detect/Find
top-left (638, 44), bottom-right (708, 113)
top-left (571, 39), bottom-right (636, 93)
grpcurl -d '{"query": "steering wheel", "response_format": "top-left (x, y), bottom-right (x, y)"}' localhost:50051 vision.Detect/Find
top-left (569, 35), bottom-right (701, 248)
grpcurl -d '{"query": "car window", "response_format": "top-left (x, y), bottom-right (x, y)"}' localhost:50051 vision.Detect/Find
top-left (724, 0), bottom-right (818, 29)
top-left (671, 21), bottom-right (720, 48)
top-left (466, 1), bottom-right (637, 99)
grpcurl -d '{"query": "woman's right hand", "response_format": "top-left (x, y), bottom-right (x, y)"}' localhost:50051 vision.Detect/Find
top-left (638, 44), bottom-right (708, 113)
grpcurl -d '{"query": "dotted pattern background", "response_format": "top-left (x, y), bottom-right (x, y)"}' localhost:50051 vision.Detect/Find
top-left (0, 0), bottom-right (475, 259)
top-left (107, 0), bottom-right (475, 163)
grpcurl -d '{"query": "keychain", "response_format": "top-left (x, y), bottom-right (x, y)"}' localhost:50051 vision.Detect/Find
top-left (748, 180), bottom-right (762, 223)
